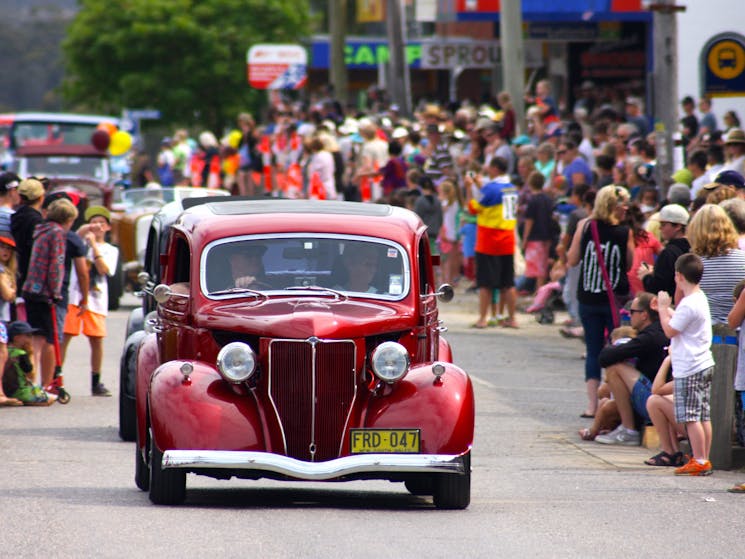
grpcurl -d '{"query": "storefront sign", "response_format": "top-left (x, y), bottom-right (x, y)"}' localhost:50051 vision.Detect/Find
top-left (310, 40), bottom-right (423, 69)
top-left (420, 41), bottom-right (499, 69)
top-left (702, 33), bottom-right (745, 97)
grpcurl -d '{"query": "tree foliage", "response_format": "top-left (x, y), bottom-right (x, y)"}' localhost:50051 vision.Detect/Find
top-left (62, 0), bottom-right (310, 131)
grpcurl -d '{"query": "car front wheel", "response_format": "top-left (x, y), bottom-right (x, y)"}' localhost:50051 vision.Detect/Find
top-left (148, 437), bottom-right (186, 505)
top-left (432, 451), bottom-right (471, 510)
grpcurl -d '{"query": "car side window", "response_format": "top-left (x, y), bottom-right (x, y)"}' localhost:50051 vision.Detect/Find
top-left (172, 236), bottom-right (190, 284)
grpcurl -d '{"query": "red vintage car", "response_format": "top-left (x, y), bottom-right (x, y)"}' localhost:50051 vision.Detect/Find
top-left (134, 199), bottom-right (474, 508)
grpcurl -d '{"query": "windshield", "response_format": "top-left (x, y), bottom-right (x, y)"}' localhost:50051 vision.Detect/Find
top-left (12, 121), bottom-right (101, 148)
top-left (119, 187), bottom-right (230, 210)
top-left (202, 235), bottom-right (409, 300)
top-left (22, 155), bottom-right (108, 181)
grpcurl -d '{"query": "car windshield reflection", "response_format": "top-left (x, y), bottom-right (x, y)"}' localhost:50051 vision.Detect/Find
top-left (202, 235), bottom-right (409, 300)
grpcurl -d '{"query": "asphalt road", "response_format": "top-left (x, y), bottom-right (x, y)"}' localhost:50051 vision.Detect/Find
top-left (0, 292), bottom-right (743, 558)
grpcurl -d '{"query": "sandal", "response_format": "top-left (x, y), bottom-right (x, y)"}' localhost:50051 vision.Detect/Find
top-left (578, 428), bottom-right (596, 441)
top-left (670, 451), bottom-right (688, 467)
top-left (727, 483), bottom-right (745, 494)
top-left (645, 451), bottom-right (675, 467)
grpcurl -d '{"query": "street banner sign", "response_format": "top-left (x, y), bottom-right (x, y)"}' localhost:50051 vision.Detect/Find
top-left (702, 33), bottom-right (745, 97)
top-left (247, 44), bottom-right (307, 90)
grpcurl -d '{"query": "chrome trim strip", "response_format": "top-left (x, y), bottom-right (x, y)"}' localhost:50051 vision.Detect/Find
top-left (162, 451), bottom-right (466, 480)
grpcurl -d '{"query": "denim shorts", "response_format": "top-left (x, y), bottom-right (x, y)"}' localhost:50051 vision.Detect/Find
top-left (631, 375), bottom-right (653, 422)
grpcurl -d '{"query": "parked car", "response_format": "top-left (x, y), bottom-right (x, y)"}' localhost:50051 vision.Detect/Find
top-left (109, 186), bottom-right (229, 308)
top-left (131, 199), bottom-right (474, 508)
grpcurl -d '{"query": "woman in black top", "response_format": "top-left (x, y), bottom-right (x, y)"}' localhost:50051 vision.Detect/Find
top-left (568, 185), bottom-right (635, 417)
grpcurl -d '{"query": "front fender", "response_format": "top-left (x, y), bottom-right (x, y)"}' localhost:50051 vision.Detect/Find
top-left (135, 333), bottom-right (160, 448)
top-left (124, 306), bottom-right (144, 340)
top-left (148, 362), bottom-right (265, 453)
top-left (361, 364), bottom-right (474, 455)
top-left (438, 335), bottom-right (454, 362)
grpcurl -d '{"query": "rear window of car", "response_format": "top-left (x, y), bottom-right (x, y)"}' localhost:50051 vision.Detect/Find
top-left (201, 234), bottom-right (410, 300)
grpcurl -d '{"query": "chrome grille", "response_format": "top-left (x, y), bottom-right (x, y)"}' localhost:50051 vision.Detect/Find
top-left (268, 339), bottom-right (356, 461)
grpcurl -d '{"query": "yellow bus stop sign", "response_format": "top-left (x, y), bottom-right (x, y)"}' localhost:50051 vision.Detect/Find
top-left (703, 34), bottom-right (745, 96)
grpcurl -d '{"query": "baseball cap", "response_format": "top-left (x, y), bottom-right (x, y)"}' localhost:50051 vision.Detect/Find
top-left (18, 178), bottom-right (45, 201)
top-left (659, 204), bottom-right (690, 225)
top-left (671, 168), bottom-right (693, 187)
top-left (714, 170), bottom-right (745, 189)
top-left (8, 321), bottom-right (40, 338)
top-left (84, 205), bottom-right (111, 223)
top-left (391, 127), bottom-right (409, 139)
top-left (0, 172), bottom-right (20, 194)
top-left (667, 183), bottom-right (691, 205)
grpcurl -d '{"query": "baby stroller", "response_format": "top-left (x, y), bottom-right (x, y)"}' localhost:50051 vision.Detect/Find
top-left (526, 280), bottom-right (565, 324)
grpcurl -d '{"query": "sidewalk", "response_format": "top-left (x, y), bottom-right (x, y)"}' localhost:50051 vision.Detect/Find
top-left (439, 283), bottom-right (745, 475)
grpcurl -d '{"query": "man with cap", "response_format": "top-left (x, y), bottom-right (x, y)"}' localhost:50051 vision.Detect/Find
top-left (723, 128), bottom-right (745, 176)
top-left (638, 204), bottom-right (691, 298)
top-left (0, 172), bottom-right (20, 231)
top-left (715, 170), bottom-right (745, 199)
top-left (62, 206), bottom-right (118, 396)
top-left (11, 178), bottom-right (45, 289)
top-left (625, 96), bottom-right (649, 136)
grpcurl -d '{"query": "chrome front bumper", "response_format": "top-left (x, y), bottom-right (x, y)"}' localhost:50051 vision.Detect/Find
top-left (162, 451), bottom-right (466, 481)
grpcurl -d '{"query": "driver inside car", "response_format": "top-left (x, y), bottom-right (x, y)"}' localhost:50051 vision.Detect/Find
top-left (333, 243), bottom-right (380, 293)
top-left (229, 244), bottom-right (269, 289)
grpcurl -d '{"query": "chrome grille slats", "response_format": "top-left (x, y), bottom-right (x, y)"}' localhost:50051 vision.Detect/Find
top-left (268, 339), bottom-right (356, 462)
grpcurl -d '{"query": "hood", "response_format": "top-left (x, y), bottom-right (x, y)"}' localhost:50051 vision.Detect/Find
top-left (195, 297), bottom-right (416, 339)
top-left (33, 221), bottom-right (59, 240)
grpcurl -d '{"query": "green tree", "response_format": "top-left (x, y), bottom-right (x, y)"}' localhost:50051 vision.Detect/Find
top-left (62, 0), bottom-right (310, 132)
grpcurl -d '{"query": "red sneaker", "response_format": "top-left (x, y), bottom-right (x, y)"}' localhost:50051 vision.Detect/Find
top-left (674, 458), bottom-right (712, 476)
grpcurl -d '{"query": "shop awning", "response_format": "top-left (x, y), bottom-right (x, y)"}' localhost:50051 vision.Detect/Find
top-left (455, 0), bottom-right (652, 22)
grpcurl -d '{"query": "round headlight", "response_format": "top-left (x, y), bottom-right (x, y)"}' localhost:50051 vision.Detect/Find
top-left (371, 342), bottom-right (410, 383)
top-left (217, 342), bottom-right (257, 384)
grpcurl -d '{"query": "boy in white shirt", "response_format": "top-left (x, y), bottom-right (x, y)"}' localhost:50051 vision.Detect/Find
top-left (61, 206), bottom-right (119, 396)
top-left (657, 253), bottom-right (715, 476)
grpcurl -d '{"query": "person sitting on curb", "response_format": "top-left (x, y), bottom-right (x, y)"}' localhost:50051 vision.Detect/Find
top-left (1, 321), bottom-right (53, 406)
top-left (594, 292), bottom-right (669, 445)
top-left (644, 356), bottom-right (688, 466)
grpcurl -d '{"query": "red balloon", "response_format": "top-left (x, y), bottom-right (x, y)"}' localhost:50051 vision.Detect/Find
top-left (91, 129), bottom-right (111, 152)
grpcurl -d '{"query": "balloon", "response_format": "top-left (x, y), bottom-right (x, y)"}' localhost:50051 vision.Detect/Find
top-left (109, 130), bottom-right (133, 156)
top-left (91, 129), bottom-right (110, 152)
top-left (96, 121), bottom-right (117, 136)
top-left (228, 130), bottom-right (242, 149)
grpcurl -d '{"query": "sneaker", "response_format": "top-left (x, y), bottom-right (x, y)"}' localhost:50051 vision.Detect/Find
top-left (674, 458), bottom-right (712, 476)
top-left (92, 383), bottom-right (112, 397)
top-left (594, 425), bottom-right (641, 446)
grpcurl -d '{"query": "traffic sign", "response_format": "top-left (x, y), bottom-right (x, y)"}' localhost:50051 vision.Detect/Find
top-left (247, 44), bottom-right (307, 90)
top-left (702, 33), bottom-right (745, 97)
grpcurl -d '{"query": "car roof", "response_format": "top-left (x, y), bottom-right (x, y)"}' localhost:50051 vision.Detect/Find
top-left (178, 200), bottom-right (425, 245)
top-left (0, 112), bottom-right (118, 124)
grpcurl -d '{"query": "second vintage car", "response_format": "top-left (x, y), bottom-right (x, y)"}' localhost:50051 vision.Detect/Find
top-left (133, 199), bottom-right (474, 509)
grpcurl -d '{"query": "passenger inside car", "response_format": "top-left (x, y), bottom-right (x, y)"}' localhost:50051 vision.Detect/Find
top-left (229, 244), bottom-right (270, 289)
top-left (332, 243), bottom-right (380, 293)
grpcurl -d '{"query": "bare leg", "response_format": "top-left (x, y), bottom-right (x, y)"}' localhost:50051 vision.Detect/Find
top-left (605, 363), bottom-right (640, 430)
top-left (89, 336), bottom-right (104, 373)
top-left (40, 342), bottom-right (55, 387)
top-left (61, 333), bottom-right (74, 364)
top-left (685, 421), bottom-right (707, 462)
top-left (586, 378), bottom-right (600, 416)
top-left (31, 335), bottom-right (45, 385)
top-left (702, 420), bottom-right (712, 459)
top-left (476, 287), bottom-right (491, 327)
top-left (647, 394), bottom-right (677, 455)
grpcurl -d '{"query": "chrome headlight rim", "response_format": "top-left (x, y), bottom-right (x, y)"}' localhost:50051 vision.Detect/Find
top-left (371, 341), bottom-right (410, 383)
top-left (216, 342), bottom-right (257, 384)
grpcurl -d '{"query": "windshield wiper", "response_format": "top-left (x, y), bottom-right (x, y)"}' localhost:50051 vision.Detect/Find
top-left (209, 287), bottom-right (266, 299)
top-left (283, 285), bottom-right (348, 300)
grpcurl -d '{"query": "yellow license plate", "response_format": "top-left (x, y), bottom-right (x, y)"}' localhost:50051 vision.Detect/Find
top-left (350, 429), bottom-right (420, 454)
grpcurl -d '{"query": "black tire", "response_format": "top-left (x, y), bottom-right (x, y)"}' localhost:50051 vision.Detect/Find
top-left (108, 255), bottom-right (123, 311)
top-left (432, 452), bottom-right (471, 510)
top-left (404, 477), bottom-right (433, 496)
top-left (135, 442), bottom-right (149, 491)
top-left (149, 437), bottom-right (186, 505)
top-left (118, 343), bottom-right (137, 442)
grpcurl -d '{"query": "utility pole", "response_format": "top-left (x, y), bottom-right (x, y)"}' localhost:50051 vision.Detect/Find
top-left (499, 0), bottom-right (525, 134)
top-left (329, 0), bottom-right (348, 105)
top-left (386, 0), bottom-right (411, 116)
top-left (651, 0), bottom-right (684, 199)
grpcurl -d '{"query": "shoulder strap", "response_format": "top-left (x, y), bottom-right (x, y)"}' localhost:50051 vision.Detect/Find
top-left (589, 220), bottom-right (620, 328)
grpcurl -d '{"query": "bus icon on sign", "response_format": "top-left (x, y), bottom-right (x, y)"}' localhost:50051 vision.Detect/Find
top-left (719, 48), bottom-right (737, 69)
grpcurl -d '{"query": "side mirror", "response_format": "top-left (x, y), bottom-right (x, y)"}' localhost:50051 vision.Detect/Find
top-left (436, 284), bottom-right (454, 303)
